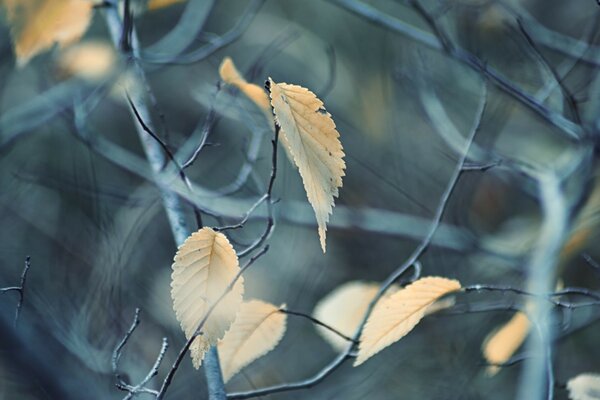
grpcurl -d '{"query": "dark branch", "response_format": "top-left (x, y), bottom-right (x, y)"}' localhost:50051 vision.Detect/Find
top-left (0, 256), bottom-right (31, 327)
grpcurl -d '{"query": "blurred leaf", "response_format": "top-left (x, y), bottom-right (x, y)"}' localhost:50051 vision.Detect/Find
top-left (567, 373), bottom-right (600, 400)
top-left (268, 77), bottom-right (346, 252)
top-left (314, 281), bottom-right (380, 351)
top-left (171, 227), bottom-right (244, 368)
top-left (1, 0), bottom-right (94, 66)
top-left (218, 300), bottom-right (286, 382)
top-left (56, 40), bottom-right (116, 81)
top-left (219, 57), bottom-right (271, 118)
top-left (355, 277), bottom-right (461, 366)
top-left (482, 311), bottom-right (530, 376)
top-left (146, 0), bottom-right (186, 10)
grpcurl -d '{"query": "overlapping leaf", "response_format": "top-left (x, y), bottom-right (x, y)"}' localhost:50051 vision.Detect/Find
top-left (218, 300), bottom-right (287, 382)
top-left (171, 227), bottom-right (244, 368)
top-left (1, 0), bottom-right (94, 66)
top-left (268, 77), bottom-right (345, 252)
top-left (313, 281), bottom-right (381, 351)
top-left (355, 277), bottom-right (461, 366)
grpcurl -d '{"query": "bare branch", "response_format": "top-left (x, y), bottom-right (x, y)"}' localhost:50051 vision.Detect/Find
top-left (1, 256), bottom-right (31, 327)
top-left (112, 308), bottom-right (169, 399)
top-left (280, 309), bottom-right (358, 344)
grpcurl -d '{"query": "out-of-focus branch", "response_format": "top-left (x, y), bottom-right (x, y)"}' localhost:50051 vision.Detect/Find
top-left (1, 256), bottom-right (31, 327)
top-left (516, 174), bottom-right (568, 400)
top-left (328, 0), bottom-right (582, 139)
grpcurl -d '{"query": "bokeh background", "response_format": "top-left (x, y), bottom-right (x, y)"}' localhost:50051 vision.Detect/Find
top-left (1, 0), bottom-right (600, 399)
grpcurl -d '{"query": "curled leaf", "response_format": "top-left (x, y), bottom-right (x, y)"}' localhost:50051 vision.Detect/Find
top-left (268, 77), bottom-right (345, 252)
top-left (218, 300), bottom-right (287, 382)
top-left (171, 227), bottom-right (244, 368)
top-left (355, 277), bottom-right (461, 366)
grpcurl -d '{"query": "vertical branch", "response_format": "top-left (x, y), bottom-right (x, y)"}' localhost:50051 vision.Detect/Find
top-left (517, 173), bottom-right (568, 400)
top-left (101, 6), bottom-right (227, 400)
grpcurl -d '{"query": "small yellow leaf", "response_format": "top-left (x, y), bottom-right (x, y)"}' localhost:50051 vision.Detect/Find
top-left (482, 311), bottom-right (530, 376)
top-left (354, 276), bottom-right (461, 366)
top-left (147, 0), bottom-right (186, 10)
top-left (218, 300), bottom-right (287, 382)
top-left (56, 40), bottom-right (116, 81)
top-left (219, 57), bottom-right (272, 118)
top-left (171, 227), bottom-right (244, 368)
top-left (567, 373), bottom-right (600, 400)
top-left (268, 77), bottom-right (346, 252)
top-left (1, 0), bottom-right (94, 67)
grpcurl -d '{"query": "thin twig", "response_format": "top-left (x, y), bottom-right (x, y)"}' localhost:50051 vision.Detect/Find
top-left (236, 122), bottom-right (280, 258)
top-left (280, 309), bottom-right (357, 344)
top-left (1, 256), bottom-right (31, 327)
top-left (112, 308), bottom-right (169, 399)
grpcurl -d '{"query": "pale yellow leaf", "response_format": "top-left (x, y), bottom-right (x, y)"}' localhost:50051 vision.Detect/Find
top-left (268, 77), bottom-right (346, 252)
top-left (314, 281), bottom-right (380, 351)
top-left (56, 40), bottom-right (116, 81)
top-left (568, 373), bottom-right (600, 400)
top-left (147, 0), bottom-right (186, 10)
top-left (1, 0), bottom-right (94, 67)
top-left (354, 276), bottom-right (461, 366)
top-left (218, 300), bottom-right (287, 382)
top-left (219, 57), bottom-right (272, 118)
top-left (482, 311), bottom-right (530, 376)
top-left (171, 227), bottom-right (244, 368)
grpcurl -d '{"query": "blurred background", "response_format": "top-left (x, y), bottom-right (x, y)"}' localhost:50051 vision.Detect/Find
top-left (1, 0), bottom-right (600, 399)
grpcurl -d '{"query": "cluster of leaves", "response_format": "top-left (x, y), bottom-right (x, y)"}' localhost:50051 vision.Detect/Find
top-left (2, 1), bottom-right (600, 399)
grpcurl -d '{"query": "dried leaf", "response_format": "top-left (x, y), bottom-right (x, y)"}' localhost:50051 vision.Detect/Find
top-left (268, 77), bottom-right (345, 252)
top-left (1, 0), bottom-right (94, 66)
top-left (56, 40), bottom-right (116, 81)
top-left (219, 57), bottom-right (271, 116)
top-left (218, 300), bottom-right (287, 382)
top-left (147, 0), bottom-right (186, 10)
top-left (568, 373), bottom-right (600, 400)
top-left (354, 277), bottom-right (461, 366)
top-left (171, 227), bottom-right (244, 368)
top-left (482, 311), bottom-right (530, 376)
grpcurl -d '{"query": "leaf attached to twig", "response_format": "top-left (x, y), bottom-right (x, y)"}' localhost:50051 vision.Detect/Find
top-left (268, 77), bottom-right (345, 252)
top-left (171, 227), bottom-right (244, 368)
top-left (218, 300), bottom-right (287, 382)
top-left (355, 276), bottom-right (461, 366)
